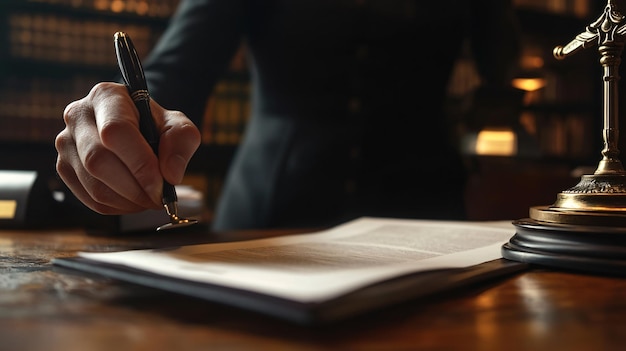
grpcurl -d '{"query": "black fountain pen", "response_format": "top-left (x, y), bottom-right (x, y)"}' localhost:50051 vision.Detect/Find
top-left (114, 31), bottom-right (197, 231)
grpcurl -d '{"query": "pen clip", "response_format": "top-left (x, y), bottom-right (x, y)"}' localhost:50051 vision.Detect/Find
top-left (114, 31), bottom-right (148, 93)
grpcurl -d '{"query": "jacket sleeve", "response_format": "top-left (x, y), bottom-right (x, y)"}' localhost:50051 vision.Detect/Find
top-left (143, 0), bottom-right (247, 125)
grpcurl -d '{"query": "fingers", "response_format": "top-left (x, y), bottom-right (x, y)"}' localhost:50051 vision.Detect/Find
top-left (55, 82), bottom-right (202, 216)
top-left (94, 89), bottom-right (201, 191)
top-left (55, 128), bottom-right (147, 214)
top-left (91, 84), bottom-right (163, 205)
top-left (56, 82), bottom-right (162, 214)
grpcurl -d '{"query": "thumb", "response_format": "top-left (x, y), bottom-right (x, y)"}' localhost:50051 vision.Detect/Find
top-left (155, 107), bottom-right (202, 184)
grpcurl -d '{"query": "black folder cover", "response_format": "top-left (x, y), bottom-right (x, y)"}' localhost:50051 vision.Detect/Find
top-left (53, 257), bottom-right (527, 325)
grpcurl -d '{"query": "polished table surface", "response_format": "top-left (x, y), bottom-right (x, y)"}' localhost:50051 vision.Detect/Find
top-left (2, 224), bottom-right (626, 351)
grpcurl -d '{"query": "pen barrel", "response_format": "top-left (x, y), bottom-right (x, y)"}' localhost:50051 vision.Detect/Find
top-left (115, 31), bottom-right (178, 207)
top-left (137, 100), bottom-right (177, 205)
top-left (132, 92), bottom-right (159, 155)
top-left (131, 93), bottom-right (177, 204)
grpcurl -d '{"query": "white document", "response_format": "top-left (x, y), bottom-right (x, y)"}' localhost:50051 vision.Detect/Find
top-left (79, 217), bottom-right (515, 303)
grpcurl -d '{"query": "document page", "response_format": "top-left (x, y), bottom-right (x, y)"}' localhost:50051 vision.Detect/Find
top-left (78, 217), bottom-right (515, 303)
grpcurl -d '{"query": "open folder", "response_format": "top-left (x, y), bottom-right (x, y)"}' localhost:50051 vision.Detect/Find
top-left (52, 217), bottom-right (527, 325)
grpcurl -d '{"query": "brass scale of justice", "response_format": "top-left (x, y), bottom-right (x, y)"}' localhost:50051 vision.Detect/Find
top-left (502, 0), bottom-right (626, 274)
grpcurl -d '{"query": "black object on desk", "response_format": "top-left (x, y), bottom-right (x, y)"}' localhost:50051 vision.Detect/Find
top-left (0, 170), bottom-right (57, 228)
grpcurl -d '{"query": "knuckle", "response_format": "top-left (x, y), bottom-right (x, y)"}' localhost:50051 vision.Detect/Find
top-left (81, 143), bottom-right (110, 176)
top-left (89, 81), bottom-right (125, 99)
top-left (54, 129), bottom-right (71, 152)
top-left (181, 120), bottom-right (202, 144)
top-left (99, 117), bottom-right (133, 145)
top-left (62, 100), bottom-right (88, 125)
top-left (164, 113), bottom-right (202, 152)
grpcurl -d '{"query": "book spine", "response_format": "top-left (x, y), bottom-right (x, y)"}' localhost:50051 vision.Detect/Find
top-left (202, 45), bottom-right (251, 146)
top-left (513, 0), bottom-right (591, 18)
top-left (8, 12), bottom-right (159, 67)
top-left (23, 0), bottom-right (181, 18)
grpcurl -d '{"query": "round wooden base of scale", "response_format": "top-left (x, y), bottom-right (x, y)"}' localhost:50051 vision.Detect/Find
top-left (502, 215), bottom-right (626, 276)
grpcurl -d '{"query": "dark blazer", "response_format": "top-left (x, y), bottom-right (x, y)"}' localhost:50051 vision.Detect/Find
top-left (144, 0), bottom-right (520, 230)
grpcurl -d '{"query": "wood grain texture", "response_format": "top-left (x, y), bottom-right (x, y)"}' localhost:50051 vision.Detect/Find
top-left (1, 227), bottom-right (626, 351)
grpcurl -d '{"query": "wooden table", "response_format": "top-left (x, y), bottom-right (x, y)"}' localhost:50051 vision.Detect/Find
top-left (2, 225), bottom-right (626, 351)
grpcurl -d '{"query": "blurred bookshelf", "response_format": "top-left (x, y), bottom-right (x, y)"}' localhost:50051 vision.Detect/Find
top-left (0, 0), bottom-right (177, 144)
top-left (450, 0), bottom-right (601, 164)
top-left (449, 0), bottom-right (608, 220)
top-left (0, 0), bottom-right (616, 222)
top-left (200, 45), bottom-right (251, 147)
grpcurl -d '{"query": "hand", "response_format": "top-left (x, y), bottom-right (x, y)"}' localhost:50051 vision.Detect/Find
top-left (55, 82), bottom-right (201, 215)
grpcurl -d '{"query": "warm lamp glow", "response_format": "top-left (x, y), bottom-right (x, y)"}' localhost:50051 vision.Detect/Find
top-left (93, 0), bottom-right (108, 11)
top-left (110, 0), bottom-right (125, 13)
top-left (136, 1), bottom-right (149, 15)
top-left (475, 128), bottom-right (517, 156)
top-left (513, 53), bottom-right (547, 92)
top-left (511, 77), bottom-right (547, 92)
top-left (520, 55), bottom-right (544, 69)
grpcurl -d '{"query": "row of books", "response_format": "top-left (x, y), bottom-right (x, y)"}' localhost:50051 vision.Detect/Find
top-left (23, 0), bottom-right (181, 18)
top-left (519, 70), bottom-right (595, 107)
top-left (521, 111), bottom-right (592, 159)
top-left (21, 0), bottom-right (590, 24)
top-left (0, 114), bottom-right (63, 144)
top-left (200, 45), bottom-right (250, 145)
top-left (513, 0), bottom-right (591, 18)
top-left (548, 67), bottom-right (596, 102)
top-left (201, 79), bottom-right (251, 146)
top-left (0, 60), bottom-right (593, 160)
top-left (7, 12), bottom-right (157, 67)
top-left (464, 112), bottom-right (592, 159)
top-left (1, 0), bottom-right (230, 218)
top-left (0, 73), bottom-right (252, 146)
top-left (0, 75), bottom-right (99, 142)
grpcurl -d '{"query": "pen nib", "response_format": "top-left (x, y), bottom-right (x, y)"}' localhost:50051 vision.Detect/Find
top-left (156, 201), bottom-right (198, 231)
